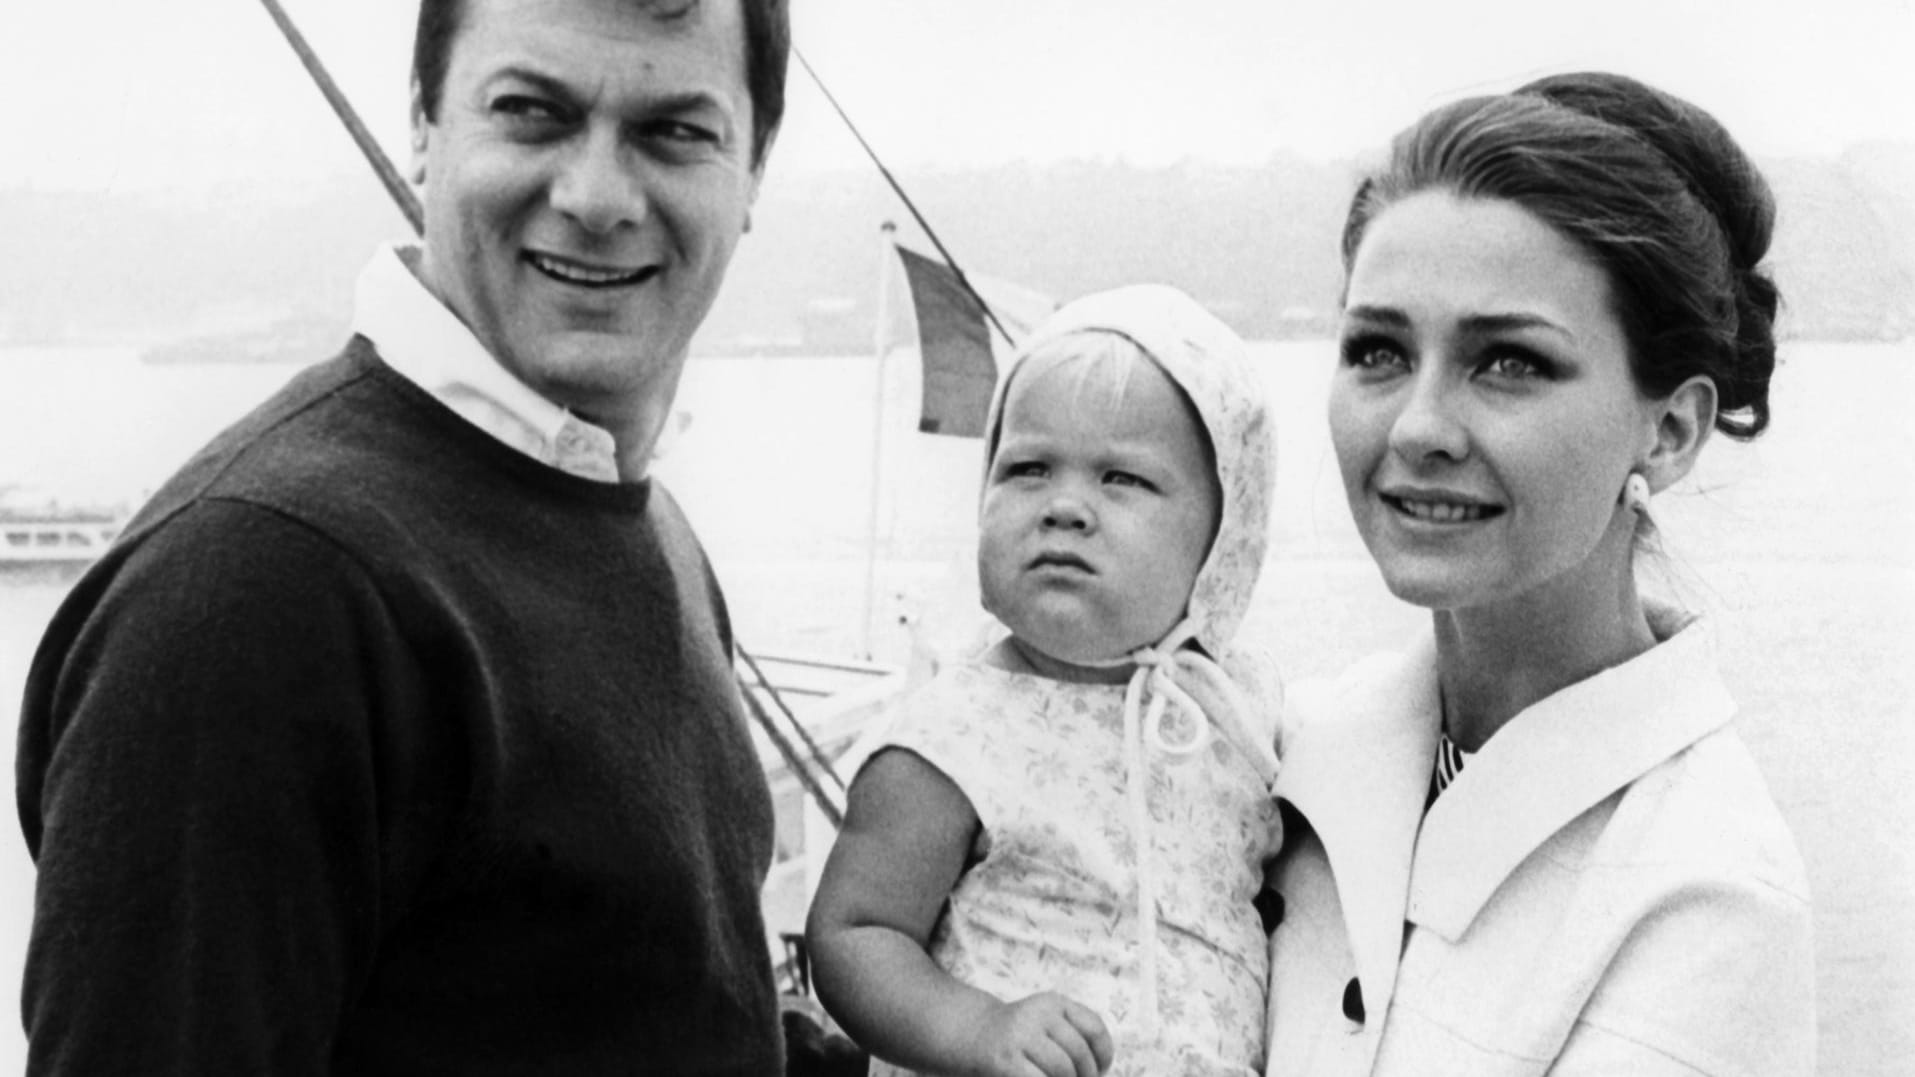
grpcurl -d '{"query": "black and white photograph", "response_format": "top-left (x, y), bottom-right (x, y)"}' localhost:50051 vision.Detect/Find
top-left (2, 1), bottom-right (1909, 1073)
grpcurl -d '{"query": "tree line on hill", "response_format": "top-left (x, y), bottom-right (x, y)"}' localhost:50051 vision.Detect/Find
top-left (3, 145), bottom-right (1910, 357)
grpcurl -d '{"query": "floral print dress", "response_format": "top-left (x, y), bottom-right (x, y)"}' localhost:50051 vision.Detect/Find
top-left (869, 659), bottom-right (1284, 1077)
top-left (868, 284), bottom-right (1288, 1076)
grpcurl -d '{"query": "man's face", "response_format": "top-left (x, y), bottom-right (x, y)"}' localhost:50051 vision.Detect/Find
top-left (411, 0), bottom-right (761, 428)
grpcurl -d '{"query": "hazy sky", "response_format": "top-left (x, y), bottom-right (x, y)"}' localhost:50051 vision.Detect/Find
top-left (3, 0), bottom-right (1911, 200)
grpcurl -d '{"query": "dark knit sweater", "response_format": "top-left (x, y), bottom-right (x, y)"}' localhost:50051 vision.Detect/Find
top-left (16, 337), bottom-right (783, 1075)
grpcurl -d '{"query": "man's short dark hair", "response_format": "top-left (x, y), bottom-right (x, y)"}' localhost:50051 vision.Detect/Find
top-left (412, 0), bottom-right (789, 166)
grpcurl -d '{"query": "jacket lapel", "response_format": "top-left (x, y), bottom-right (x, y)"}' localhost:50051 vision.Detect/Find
top-left (1407, 621), bottom-right (1737, 940)
top-left (1274, 636), bottom-right (1441, 1021)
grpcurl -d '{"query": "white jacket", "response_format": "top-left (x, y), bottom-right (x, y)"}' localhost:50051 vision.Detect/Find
top-left (1264, 619), bottom-right (1815, 1076)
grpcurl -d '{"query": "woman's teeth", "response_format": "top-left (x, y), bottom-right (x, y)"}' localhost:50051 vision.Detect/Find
top-left (1396, 497), bottom-right (1490, 523)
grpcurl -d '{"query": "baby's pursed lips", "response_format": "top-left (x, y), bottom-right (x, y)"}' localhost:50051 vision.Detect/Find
top-left (1029, 550), bottom-right (1094, 572)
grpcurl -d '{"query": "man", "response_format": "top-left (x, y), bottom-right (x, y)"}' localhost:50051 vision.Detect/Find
top-left (16, 0), bottom-right (789, 1072)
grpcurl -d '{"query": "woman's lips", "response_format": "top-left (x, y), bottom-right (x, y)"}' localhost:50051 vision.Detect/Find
top-left (1380, 491), bottom-right (1505, 523)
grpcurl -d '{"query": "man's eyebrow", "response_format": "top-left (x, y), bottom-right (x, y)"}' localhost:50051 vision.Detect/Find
top-left (485, 66), bottom-right (731, 115)
top-left (484, 66), bottom-right (576, 99)
top-left (645, 89), bottom-right (732, 115)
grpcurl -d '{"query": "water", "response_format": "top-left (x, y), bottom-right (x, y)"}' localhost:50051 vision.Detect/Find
top-left (2, 342), bottom-right (1910, 1073)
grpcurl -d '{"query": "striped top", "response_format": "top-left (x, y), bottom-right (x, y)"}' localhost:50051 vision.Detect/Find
top-left (1427, 731), bottom-right (1472, 807)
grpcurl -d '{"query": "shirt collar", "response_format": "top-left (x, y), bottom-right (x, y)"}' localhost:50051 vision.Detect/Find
top-left (1408, 616), bottom-right (1736, 939)
top-left (350, 244), bottom-right (620, 483)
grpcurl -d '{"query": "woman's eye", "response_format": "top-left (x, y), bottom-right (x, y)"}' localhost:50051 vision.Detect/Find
top-left (1481, 350), bottom-right (1547, 381)
top-left (1340, 335), bottom-right (1408, 373)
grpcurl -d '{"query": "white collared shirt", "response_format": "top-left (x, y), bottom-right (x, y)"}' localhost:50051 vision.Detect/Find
top-left (350, 244), bottom-right (621, 483)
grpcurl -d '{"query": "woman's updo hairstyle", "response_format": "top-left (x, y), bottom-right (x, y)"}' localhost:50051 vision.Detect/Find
top-left (1340, 72), bottom-right (1778, 439)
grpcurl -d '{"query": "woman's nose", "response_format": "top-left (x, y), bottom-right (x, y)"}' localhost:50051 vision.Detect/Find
top-left (550, 127), bottom-right (648, 235)
top-left (1387, 371), bottom-right (1469, 463)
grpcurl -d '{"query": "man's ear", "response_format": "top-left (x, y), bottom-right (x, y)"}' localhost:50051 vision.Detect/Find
top-left (1642, 374), bottom-right (1717, 493)
top-left (742, 129), bottom-right (777, 234)
top-left (408, 79), bottom-right (430, 186)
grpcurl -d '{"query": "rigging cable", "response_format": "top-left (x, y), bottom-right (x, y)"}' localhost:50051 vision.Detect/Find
top-left (251, 0), bottom-right (846, 819)
top-left (256, 0), bottom-right (423, 234)
top-left (793, 48), bottom-right (1018, 348)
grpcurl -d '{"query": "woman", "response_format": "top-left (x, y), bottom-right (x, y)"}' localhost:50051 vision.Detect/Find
top-left (1263, 73), bottom-right (1815, 1075)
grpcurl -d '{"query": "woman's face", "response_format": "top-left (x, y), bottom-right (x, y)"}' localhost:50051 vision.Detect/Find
top-left (1329, 191), bottom-right (1658, 613)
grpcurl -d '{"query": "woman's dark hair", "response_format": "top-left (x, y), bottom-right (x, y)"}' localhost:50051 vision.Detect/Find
top-left (1341, 72), bottom-right (1778, 439)
top-left (412, 0), bottom-right (789, 168)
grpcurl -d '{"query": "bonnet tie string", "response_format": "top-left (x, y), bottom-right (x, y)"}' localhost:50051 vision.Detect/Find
top-left (1104, 616), bottom-right (1280, 1041)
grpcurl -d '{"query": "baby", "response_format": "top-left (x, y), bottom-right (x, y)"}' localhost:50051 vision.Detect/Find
top-left (807, 286), bottom-right (1284, 1077)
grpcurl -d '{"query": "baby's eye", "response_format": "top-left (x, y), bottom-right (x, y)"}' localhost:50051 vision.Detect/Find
top-left (1103, 470), bottom-right (1153, 490)
top-left (1001, 460), bottom-right (1047, 480)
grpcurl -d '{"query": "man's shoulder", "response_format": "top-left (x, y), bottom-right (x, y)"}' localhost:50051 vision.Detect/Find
top-left (138, 338), bottom-right (452, 526)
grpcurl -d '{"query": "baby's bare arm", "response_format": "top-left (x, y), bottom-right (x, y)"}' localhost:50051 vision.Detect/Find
top-left (806, 750), bottom-right (1113, 1077)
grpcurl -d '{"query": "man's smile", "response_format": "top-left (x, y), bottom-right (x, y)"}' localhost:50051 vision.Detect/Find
top-left (524, 251), bottom-right (658, 289)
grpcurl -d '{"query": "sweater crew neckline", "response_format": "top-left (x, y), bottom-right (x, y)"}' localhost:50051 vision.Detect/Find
top-left (341, 337), bottom-right (654, 515)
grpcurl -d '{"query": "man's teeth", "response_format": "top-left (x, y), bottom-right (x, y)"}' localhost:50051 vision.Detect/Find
top-left (1398, 498), bottom-right (1488, 523)
top-left (529, 254), bottom-right (646, 285)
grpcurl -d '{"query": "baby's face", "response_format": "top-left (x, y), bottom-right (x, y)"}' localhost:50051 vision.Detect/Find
top-left (979, 347), bottom-right (1221, 674)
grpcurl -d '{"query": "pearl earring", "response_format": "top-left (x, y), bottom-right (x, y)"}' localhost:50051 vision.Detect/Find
top-left (1624, 472), bottom-right (1652, 514)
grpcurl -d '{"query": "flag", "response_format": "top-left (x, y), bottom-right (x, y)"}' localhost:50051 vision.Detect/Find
top-left (891, 245), bottom-right (1055, 438)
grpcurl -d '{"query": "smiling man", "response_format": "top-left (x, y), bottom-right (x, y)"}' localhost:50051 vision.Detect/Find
top-left (16, 1), bottom-right (790, 1073)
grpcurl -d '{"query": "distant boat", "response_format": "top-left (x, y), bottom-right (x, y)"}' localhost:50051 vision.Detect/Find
top-left (0, 493), bottom-right (126, 566)
top-left (141, 315), bottom-right (348, 366)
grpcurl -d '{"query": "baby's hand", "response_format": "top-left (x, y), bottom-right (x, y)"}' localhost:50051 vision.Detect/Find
top-left (959, 992), bottom-right (1114, 1077)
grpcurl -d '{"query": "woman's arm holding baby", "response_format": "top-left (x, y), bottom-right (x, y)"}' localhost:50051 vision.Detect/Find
top-left (807, 749), bottom-right (1113, 1077)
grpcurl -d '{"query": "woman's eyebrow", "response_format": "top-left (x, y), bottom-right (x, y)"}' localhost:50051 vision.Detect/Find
top-left (1459, 312), bottom-right (1573, 341)
top-left (1341, 305), bottom-right (1409, 328)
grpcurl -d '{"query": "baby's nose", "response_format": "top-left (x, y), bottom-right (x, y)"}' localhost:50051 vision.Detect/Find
top-left (1041, 495), bottom-right (1092, 531)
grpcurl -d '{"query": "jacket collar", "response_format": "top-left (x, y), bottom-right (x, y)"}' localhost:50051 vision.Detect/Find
top-left (1408, 617), bottom-right (1736, 939)
top-left (1273, 635), bottom-right (1440, 1022)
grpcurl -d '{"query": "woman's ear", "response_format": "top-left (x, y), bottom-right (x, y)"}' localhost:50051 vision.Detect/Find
top-left (1643, 375), bottom-right (1718, 493)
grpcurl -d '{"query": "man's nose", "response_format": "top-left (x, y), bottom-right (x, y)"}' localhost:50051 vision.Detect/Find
top-left (550, 126), bottom-right (646, 235)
